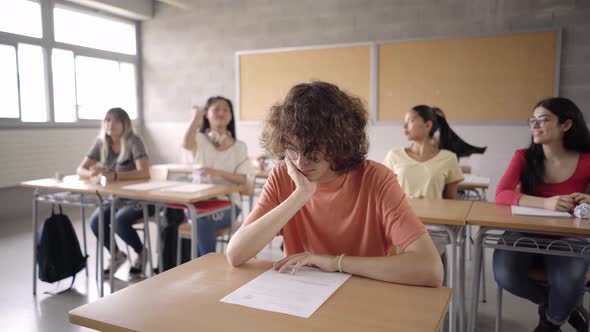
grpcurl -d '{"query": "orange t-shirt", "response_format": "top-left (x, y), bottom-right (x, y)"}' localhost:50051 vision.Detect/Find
top-left (244, 160), bottom-right (427, 256)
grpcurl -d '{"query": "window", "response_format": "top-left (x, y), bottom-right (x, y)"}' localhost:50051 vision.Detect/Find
top-left (0, 45), bottom-right (19, 119)
top-left (54, 6), bottom-right (136, 55)
top-left (0, 1), bottom-right (140, 126)
top-left (0, 0), bottom-right (42, 38)
top-left (76, 56), bottom-right (137, 119)
top-left (18, 44), bottom-right (47, 122)
top-left (52, 49), bottom-right (76, 122)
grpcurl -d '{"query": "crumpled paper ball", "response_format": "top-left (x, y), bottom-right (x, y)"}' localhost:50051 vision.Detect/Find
top-left (574, 203), bottom-right (590, 219)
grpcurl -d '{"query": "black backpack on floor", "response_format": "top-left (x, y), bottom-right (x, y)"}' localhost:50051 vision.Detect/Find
top-left (37, 205), bottom-right (87, 293)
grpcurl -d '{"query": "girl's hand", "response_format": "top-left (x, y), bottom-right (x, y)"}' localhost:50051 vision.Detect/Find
top-left (571, 193), bottom-right (590, 205)
top-left (192, 106), bottom-right (206, 124)
top-left (273, 252), bottom-right (339, 274)
top-left (89, 165), bottom-right (105, 177)
top-left (197, 167), bottom-right (218, 177)
top-left (543, 195), bottom-right (575, 212)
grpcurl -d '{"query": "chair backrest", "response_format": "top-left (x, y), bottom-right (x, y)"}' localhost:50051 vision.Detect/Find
top-left (150, 165), bottom-right (169, 181)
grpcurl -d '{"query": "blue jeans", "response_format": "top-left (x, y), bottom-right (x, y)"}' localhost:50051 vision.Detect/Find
top-left (493, 232), bottom-right (590, 325)
top-left (90, 204), bottom-right (154, 254)
top-left (194, 205), bottom-right (240, 257)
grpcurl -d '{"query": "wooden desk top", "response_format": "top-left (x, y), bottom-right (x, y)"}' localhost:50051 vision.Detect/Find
top-left (20, 176), bottom-right (100, 193)
top-left (467, 202), bottom-right (590, 235)
top-left (100, 180), bottom-right (241, 204)
top-left (21, 176), bottom-right (240, 204)
top-left (152, 163), bottom-right (195, 174)
top-left (153, 163), bottom-right (270, 179)
top-left (70, 254), bottom-right (451, 332)
top-left (409, 198), bottom-right (472, 226)
top-left (458, 182), bottom-right (489, 190)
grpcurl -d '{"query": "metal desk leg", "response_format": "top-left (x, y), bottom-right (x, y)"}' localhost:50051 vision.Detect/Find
top-left (460, 227), bottom-right (467, 332)
top-left (143, 203), bottom-right (154, 276)
top-left (467, 227), bottom-right (486, 332)
top-left (80, 194), bottom-right (88, 277)
top-left (156, 204), bottom-right (163, 274)
top-left (188, 204), bottom-right (198, 259)
top-left (109, 197), bottom-right (117, 293)
top-left (447, 227), bottom-right (457, 332)
top-left (481, 249), bottom-right (487, 303)
top-left (32, 189), bottom-right (39, 296)
top-left (98, 200), bottom-right (105, 297)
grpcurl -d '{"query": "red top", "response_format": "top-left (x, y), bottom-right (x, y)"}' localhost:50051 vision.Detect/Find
top-left (496, 149), bottom-right (590, 205)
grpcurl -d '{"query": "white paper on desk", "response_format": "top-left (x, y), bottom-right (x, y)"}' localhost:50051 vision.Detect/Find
top-left (220, 267), bottom-right (351, 318)
top-left (122, 181), bottom-right (176, 191)
top-left (160, 183), bottom-right (214, 193)
top-left (462, 174), bottom-right (491, 184)
top-left (511, 206), bottom-right (571, 218)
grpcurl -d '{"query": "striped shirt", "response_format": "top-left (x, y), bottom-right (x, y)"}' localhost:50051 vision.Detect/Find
top-left (87, 134), bottom-right (148, 172)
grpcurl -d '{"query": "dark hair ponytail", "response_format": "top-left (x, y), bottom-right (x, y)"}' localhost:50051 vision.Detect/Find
top-left (520, 97), bottom-right (590, 195)
top-left (411, 105), bottom-right (487, 158)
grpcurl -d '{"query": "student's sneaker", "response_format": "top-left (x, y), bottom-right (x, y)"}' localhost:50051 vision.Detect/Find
top-left (129, 249), bottom-right (147, 276)
top-left (103, 250), bottom-right (127, 276)
top-left (568, 305), bottom-right (589, 332)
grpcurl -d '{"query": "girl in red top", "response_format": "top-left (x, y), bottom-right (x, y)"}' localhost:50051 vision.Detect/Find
top-left (494, 97), bottom-right (590, 332)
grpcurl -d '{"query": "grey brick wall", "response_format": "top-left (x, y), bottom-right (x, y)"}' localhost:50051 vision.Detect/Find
top-left (142, 0), bottom-right (590, 123)
top-left (141, 0), bottom-right (590, 201)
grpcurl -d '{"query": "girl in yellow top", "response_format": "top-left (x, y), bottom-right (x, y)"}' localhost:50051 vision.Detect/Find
top-left (384, 105), bottom-right (486, 199)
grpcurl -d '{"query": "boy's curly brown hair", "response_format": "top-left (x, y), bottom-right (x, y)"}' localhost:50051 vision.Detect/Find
top-left (260, 81), bottom-right (369, 173)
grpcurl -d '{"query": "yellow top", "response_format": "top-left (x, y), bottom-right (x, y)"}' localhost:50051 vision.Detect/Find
top-left (384, 148), bottom-right (464, 199)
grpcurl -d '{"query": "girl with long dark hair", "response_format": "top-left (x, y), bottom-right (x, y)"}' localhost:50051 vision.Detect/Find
top-left (164, 96), bottom-right (253, 265)
top-left (494, 97), bottom-right (590, 332)
top-left (384, 105), bottom-right (486, 200)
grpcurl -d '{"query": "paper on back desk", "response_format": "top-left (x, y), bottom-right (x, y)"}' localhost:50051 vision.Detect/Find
top-left (220, 267), bottom-right (351, 318)
top-left (462, 174), bottom-right (491, 184)
top-left (160, 183), bottom-right (214, 193)
top-left (511, 206), bottom-right (571, 218)
top-left (122, 181), bottom-right (177, 191)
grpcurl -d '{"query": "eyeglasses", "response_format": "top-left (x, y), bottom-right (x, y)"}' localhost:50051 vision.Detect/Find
top-left (285, 148), bottom-right (325, 162)
top-left (528, 116), bottom-right (550, 128)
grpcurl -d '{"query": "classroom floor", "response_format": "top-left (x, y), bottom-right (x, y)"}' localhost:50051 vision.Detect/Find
top-left (0, 207), bottom-right (581, 332)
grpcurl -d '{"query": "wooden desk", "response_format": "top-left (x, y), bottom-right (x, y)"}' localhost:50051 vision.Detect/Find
top-left (100, 180), bottom-right (240, 274)
top-left (467, 202), bottom-right (590, 235)
top-left (70, 254), bottom-right (451, 332)
top-left (409, 198), bottom-right (471, 332)
top-left (409, 198), bottom-right (472, 226)
top-left (21, 175), bottom-right (100, 193)
top-left (458, 175), bottom-right (490, 201)
top-left (151, 163), bottom-right (195, 174)
top-left (153, 163), bottom-right (270, 179)
top-left (457, 182), bottom-right (489, 191)
top-left (21, 176), bottom-right (108, 296)
top-left (466, 202), bottom-right (590, 332)
top-left (101, 180), bottom-right (239, 205)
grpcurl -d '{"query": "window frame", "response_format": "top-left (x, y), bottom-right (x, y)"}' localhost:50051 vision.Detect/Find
top-left (0, 0), bottom-right (143, 129)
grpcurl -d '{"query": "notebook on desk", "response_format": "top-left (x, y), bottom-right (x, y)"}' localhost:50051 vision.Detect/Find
top-left (511, 206), bottom-right (571, 218)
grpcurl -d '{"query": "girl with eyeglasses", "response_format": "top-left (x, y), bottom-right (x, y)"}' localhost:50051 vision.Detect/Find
top-left (494, 97), bottom-right (590, 332)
